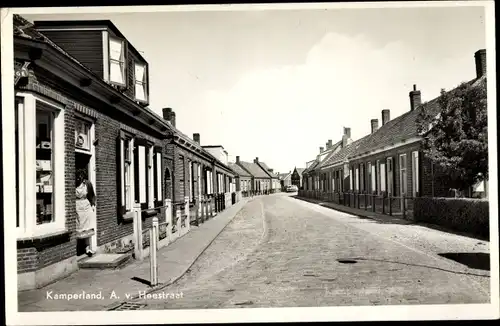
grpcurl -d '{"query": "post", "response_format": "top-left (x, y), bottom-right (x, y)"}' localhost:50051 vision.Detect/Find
top-left (164, 199), bottom-right (172, 241)
top-left (402, 193), bottom-right (406, 219)
top-left (184, 196), bottom-right (190, 231)
top-left (133, 203), bottom-right (143, 261)
top-left (150, 216), bottom-right (158, 286)
top-left (365, 192), bottom-right (368, 211)
top-left (382, 192), bottom-right (386, 214)
top-left (194, 198), bottom-right (200, 226)
top-left (175, 208), bottom-right (181, 234)
top-left (372, 193), bottom-right (376, 212)
top-left (389, 192), bottom-right (392, 216)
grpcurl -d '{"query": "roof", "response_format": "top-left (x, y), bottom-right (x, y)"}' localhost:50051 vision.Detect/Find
top-left (302, 159), bottom-right (319, 175)
top-left (293, 168), bottom-right (305, 177)
top-left (33, 19), bottom-right (147, 64)
top-left (229, 163), bottom-right (251, 177)
top-left (314, 140), bottom-right (343, 170)
top-left (321, 134), bottom-right (371, 169)
top-left (257, 161), bottom-right (277, 178)
top-left (302, 139), bottom-right (342, 174)
top-left (238, 161), bottom-right (270, 178)
top-left (279, 172), bottom-right (292, 180)
top-left (348, 78), bottom-right (480, 160)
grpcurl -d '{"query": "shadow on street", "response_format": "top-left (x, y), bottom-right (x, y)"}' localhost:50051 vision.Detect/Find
top-left (438, 252), bottom-right (490, 271)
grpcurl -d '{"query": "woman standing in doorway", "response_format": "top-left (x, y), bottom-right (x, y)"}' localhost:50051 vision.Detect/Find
top-left (76, 168), bottom-right (96, 256)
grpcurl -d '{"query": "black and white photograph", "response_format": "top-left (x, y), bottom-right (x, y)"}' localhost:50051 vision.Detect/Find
top-left (1, 1), bottom-right (498, 324)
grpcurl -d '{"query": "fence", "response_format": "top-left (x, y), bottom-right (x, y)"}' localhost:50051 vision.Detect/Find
top-left (298, 189), bottom-right (415, 220)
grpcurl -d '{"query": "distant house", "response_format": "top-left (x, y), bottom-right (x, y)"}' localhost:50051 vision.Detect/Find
top-left (291, 167), bottom-right (305, 188)
top-left (302, 133), bottom-right (348, 191)
top-left (254, 158), bottom-right (280, 193)
top-left (229, 160), bottom-right (252, 199)
top-left (235, 157), bottom-right (271, 195)
top-left (310, 49), bottom-right (488, 200)
top-left (279, 171), bottom-right (292, 189)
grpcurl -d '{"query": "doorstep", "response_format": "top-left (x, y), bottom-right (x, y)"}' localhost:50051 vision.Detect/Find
top-left (78, 253), bottom-right (132, 270)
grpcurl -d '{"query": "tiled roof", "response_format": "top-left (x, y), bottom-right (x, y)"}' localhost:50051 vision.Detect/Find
top-left (321, 134), bottom-right (371, 168)
top-left (229, 163), bottom-right (251, 177)
top-left (315, 140), bottom-right (343, 170)
top-left (348, 78), bottom-right (479, 159)
top-left (258, 162), bottom-right (278, 178)
top-left (238, 161), bottom-right (270, 178)
top-left (279, 172), bottom-right (291, 180)
top-left (302, 159), bottom-right (319, 175)
top-left (295, 168), bottom-right (305, 177)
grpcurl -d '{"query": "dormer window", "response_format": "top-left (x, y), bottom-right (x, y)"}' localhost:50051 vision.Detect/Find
top-left (134, 62), bottom-right (148, 102)
top-left (109, 36), bottom-right (126, 86)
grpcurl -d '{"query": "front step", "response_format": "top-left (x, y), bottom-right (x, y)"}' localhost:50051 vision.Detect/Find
top-left (78, 253), bottom-right (132, 270)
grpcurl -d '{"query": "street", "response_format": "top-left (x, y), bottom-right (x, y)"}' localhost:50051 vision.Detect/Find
top-left (132, 193), bottom-right (490, 309)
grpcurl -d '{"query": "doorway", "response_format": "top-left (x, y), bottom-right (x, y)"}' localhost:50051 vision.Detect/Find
top-left (74, 117), bottom-right (97, 257)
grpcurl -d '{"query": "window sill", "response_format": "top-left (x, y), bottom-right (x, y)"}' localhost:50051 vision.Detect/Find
top-left (17, 228), bottom-right (71, 246)
top-left (122, 211), bottom-right (135, 222)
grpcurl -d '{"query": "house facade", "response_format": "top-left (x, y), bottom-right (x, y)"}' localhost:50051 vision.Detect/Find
top-left (229, 162), bottom-right (252, 200)
top-left (236, 157), bottom-right (271, 195)
top-left (14, 16), bottom-right (175, 290)
top-left (303, 48), bottom-right (488, 205)
top-left (11, 15), bottom-right (241, 291)
top-left (254, 157), bottom-right (279, 193)
top-left (279, 171), bottom-right (292, 189)
top-left (291, 167), bottom-right (305, 189)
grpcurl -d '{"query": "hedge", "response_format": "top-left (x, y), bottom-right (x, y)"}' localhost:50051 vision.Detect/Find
top-left (414, 197), bottom-right (489, 239)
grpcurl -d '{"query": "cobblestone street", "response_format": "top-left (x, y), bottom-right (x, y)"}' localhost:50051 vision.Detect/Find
top-left (132, 194), bottom-right (490, 309)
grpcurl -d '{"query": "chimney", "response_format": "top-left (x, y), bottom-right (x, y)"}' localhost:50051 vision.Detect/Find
top-left (409, 84), bottom-right (421, 111)
top-left (326, 139), bottom-right (333, 149)
top-left (382, 109), bottom-right (390, 125)
top-left (254, 157), bottom-right (259, 163)
top-left (269, 168), bottom-right (274, 173)
top-left (236, 156), bottom-right (240, 163)
top-left (474, 49), bottom-right (486, 79)
top-left (162, 107), bottom-right (172, 120)
top-left (371, 119), bottom-right (379, 134)
top-left (193, 133), bottom-right (200, 144)
top-left (170, 111), bottom-right (176, 128)
top-left (320, 147), bottom-right (324, 153)
top-left (343, 127), bottom-right (351, 138)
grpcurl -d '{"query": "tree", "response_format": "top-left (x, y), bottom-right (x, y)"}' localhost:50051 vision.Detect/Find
top-left (416, 77), bottom-right (488, 195)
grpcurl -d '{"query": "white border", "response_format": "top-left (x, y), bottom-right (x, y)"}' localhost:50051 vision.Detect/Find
top-left (1, 1), bottom-right (498, 325)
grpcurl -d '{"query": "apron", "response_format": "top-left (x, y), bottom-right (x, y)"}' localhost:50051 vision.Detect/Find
top-left (76, 182), bottom-right (94, 235)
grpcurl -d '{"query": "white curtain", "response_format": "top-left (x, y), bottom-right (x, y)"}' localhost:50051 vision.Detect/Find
top-left (109, 38), bottom-right (124, 84)
top-left (135, 64), bottom-right (146, 101)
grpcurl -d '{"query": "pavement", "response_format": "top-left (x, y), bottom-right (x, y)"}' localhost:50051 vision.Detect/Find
top-left (129, 193), bottom-right (490, 309)
top-left (17, 197), bottom-right (250, 312)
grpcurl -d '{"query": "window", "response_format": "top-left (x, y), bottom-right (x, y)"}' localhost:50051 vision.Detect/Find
top-left (360, 164), bottom-right (365, 191)
top-left (387, 157), bottom-right (393, 194)
top-left (349, 168), bottom-right (353, 191)
top-left (153, 147), bottom-right (163, 207)
top-left (75, 119), bottom-right (91, 152)
top-left (109, 36), bottom-right (126, 86)
top-left (147, 146), bottom-right (153, 208)
top-left (370, 163), bottom-right (376, 192)
top-left (122, 137), bottom-right (134, 212)
top-left (355, 167), bottom-right (359, 191)
top-left (189, 161), bottom-right (193, 201)
top-left (411, 151), bottom-right (419, 197)
top-left (16, 93), bottom-right (65, 238)
top-left (399, 154), bottom-right (407, 195)
top-left (134, 62), bottom-right (148, 102)
top-left (376, 160), bottom-right (381, 194)
top-left (380, 162), bottom-right (386, 192)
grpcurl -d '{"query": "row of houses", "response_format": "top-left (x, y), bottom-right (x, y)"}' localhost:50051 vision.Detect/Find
top-left (279, 168), bottom-right (305, 190)
top-left (300, 48), bottom-right (488, 207)
top-left (11, 15), bottom-right (280, 290)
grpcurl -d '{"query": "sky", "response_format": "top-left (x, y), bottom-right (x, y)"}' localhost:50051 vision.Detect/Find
top-left (25, 5), bottom-right (486, 173)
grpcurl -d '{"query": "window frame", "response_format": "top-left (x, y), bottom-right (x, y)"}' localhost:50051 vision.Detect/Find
top-left (399, 154), bottom-right (408, 196)
top-left (108, 35), bottom-right (127, 87)
top-left (133, 61), bottom-right (148, 103)
top-left (386, 157), bottom-right (393, 194)
top-left (411, 151), bottom-right (419, 197)
top-left (16, 92), bottom-right (66, 239)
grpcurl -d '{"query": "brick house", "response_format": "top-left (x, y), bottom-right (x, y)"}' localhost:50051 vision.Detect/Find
top-left (291, 167), bottom-right (305, 189)
top-left (200, 144), bottom-right (237, 207)
top-left (308, 48), bottom-right (488, 205)
top-left (228, 162), bottom-right (252, 200)
top-left (13, 16), bottom-right (175, 290)
top-left (302, 132), bottom-right (349, 191)
top-left (254, 158), bottom-right (279, 193)
top-left (235, 157), bottom-right (271, 195)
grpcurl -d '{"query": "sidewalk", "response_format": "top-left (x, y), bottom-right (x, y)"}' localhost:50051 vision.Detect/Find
top-left (18, 198), bottom-right (250, 312)
top-left (292, 195), bottom-right (413, 225)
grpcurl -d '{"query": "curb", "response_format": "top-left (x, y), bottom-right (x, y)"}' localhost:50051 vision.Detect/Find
top-left (291, 196), bottom-right (412, 225)
top-left (105, 198), bottom-right (250, 311)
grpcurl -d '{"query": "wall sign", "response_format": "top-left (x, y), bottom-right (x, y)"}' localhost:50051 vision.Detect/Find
top-left (15, 61), bottom-right (30, 85)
